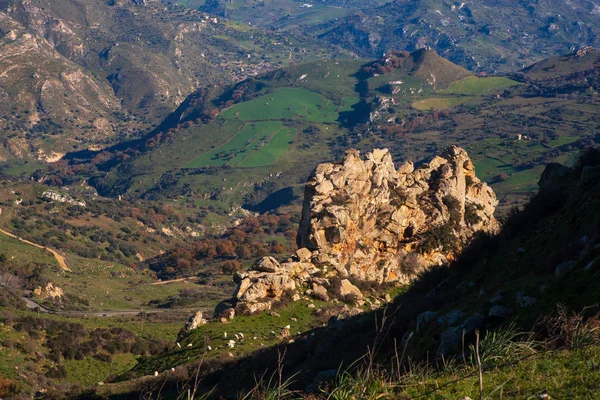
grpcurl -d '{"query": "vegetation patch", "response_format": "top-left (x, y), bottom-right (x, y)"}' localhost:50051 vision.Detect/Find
top-left (184, 121), bottom-right (283, 168)
top-left (412, 97), bottom-right (468, 110)
top-left (442, 76), bottom-right (519, 95)
top-left (221, 87), bottom-right (354, 123)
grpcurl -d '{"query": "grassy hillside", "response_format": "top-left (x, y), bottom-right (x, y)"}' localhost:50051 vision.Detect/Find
top-left (90, 149), bottom-right (600, 399)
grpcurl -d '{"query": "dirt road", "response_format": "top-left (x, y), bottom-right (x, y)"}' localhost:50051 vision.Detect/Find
top-left (0, 222), bottom-right (72, 272)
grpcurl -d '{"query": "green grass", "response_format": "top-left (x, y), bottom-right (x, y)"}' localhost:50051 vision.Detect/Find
top-left (0, 231), bottom-right (59, 268)
top-left (220, 87), bottom-right (353, 123)
top-left (132, 299), bottom-right (327, 375)
top-left (184, 121), bottom-right (283, 168)
top-left (236, 127), bottom-right (296, 167)
top-left (63, 354), bottom-right (138, 387)
top-left (398, 346), bottom-right (600, 399)
top-left (442, 76), bottom-right (519, 95)
top-left (412, 97), bottom-right (468, 110)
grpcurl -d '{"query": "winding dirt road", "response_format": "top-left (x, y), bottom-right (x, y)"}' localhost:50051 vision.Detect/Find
top-left (0, 207), bottom-right (71, 272)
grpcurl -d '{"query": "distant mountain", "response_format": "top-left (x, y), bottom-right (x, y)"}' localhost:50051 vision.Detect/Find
top-left (316, 0), bottom-right (600, 73)
top-left (0, 0), bottom-right (345, 159)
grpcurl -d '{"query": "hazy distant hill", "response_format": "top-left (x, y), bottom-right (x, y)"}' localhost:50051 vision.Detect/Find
top-left (316, 0), bottom-right (600, 72)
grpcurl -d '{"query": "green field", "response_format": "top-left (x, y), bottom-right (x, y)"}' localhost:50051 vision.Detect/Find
top-left (221, 87), bottom-right (355, 122)
top-left (443, 76), bottom-right (519, 95)
top-left (237, 127), bottom-right (296, 167)
top-left (412, 97), bottom-right (468, 110)
top-left (184, 121), bottom-right (295, 168)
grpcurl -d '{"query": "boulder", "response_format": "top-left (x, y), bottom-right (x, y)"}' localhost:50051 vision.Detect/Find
top-left (185, 311), bottom-right (206, 330)
top-left (437, 313), bottom-right (485, 357)
top-left (488, 305), bottom-right (511, 320)
top-left (555, 260), bottom-right (577, 279)
top-left (312, 283), bottom-right (329, 301)
top-left (254, 256), bottom-right (281, 273)
top-left (416, 311), bottom-right (437, 332)
top-left (296, 248), bottom-right (312, 262)
top-left (335, 279), bottom-right (363, 300)
top-left (437, 310), bottom-right (466, 327)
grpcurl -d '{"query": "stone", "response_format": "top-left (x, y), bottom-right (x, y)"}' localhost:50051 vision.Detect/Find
top-left (236, 301), bottom-right (272, 314)
top-left (489, 290), bottom-right (506, 305)
top-left (416, 311), bottom-right (437, 332)
top-left (307, 303), bottom-right (316, 309)
top-left (335, 279), bottom-right (363, 300)
top-left (312, 283), bottom-right (329, 301)
top-left (292, 293), bottom-right (301, 302)
top-left (437, 310), bottom-right (466, 327)
top-left (488, 305), bottom-right (511, 320)
top-left (221, 308), bottom-right (235, 320)
top-left (33, 282), bottom-right (64, 299)
top-left (555, 261), bottom-right (576, 278)
top-left (517, 292), bottom-right (537, 308)
top-left (437, 313), bottom-right (485, 357)
top-left (296, 247), bottom-right (312, 262)
top-left (185, 311), bottom-right (206, 330)
top-left (254, 256), bottom-right (281, 273)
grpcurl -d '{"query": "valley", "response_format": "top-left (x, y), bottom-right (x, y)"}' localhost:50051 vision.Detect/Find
top-left (0, 0), bottom-right (599, 398)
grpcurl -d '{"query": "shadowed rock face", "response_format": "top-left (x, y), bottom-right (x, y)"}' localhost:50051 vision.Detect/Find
top-left (297, 146), bottom-right (498, 283)
top-left (223, 146), bottom-right (498, 314)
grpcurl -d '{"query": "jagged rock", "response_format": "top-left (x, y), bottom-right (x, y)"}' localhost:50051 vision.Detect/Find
top-left (297, 146), bottom-right (498, 284)
top-left (33, 282), bottom-right (64, 299)
top-left (538, 163), bottom-right (570, 187)
top-left (185, 311), bottom-right (207, 330)
top-left (312, 283), bottom-right (329, 301)
top-left (334, 279), bottom-right (364, 300)
top-left (555, 260), bottom-right (577, 279)
top-left (254, 256), bottom-right (281, 273)
top-left (296, 248), bottom-right (312, 262)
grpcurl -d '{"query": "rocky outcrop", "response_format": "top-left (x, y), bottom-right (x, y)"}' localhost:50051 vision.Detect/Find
top-left (185, 311), bottom-right (207, 330)
top-left (297, 146), bottom-right (498, 283)
top-left (220, 147), bottom-right (498, 314)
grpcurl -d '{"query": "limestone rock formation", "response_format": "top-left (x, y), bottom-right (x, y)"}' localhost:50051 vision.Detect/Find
top-left (219, 147), bottom-right (498, 315)
top-left (185, 311), bottom-right (207, 330)
top-left (297, 146), bottom-right (498, 283)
